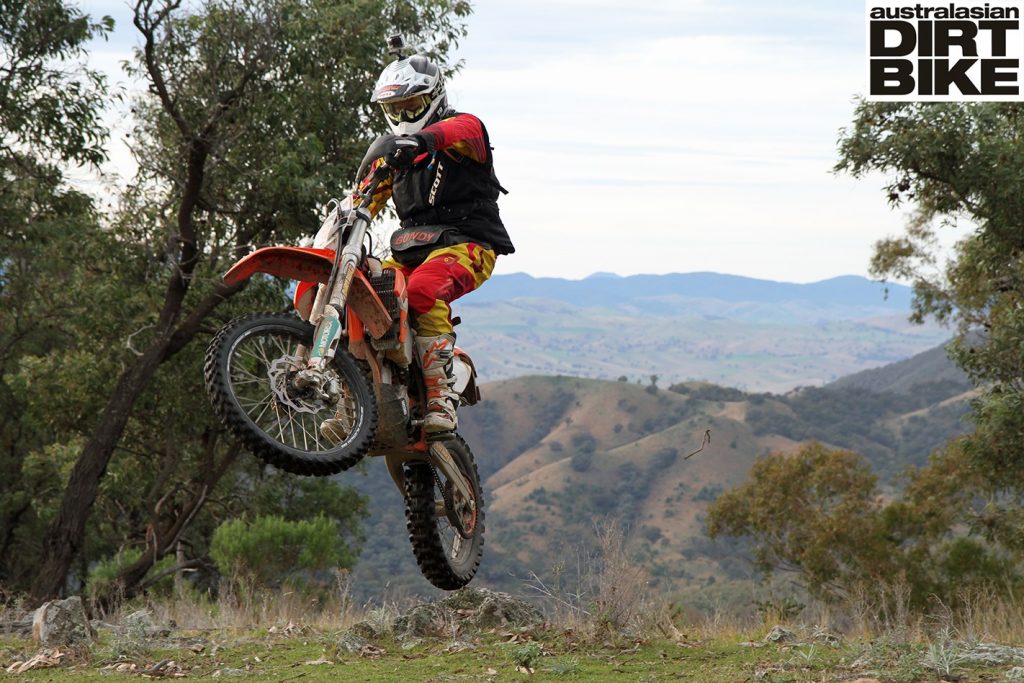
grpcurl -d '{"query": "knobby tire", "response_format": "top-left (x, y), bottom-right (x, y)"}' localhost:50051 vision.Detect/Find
top-left (404, 436), bottom-right (485, 589)
top-left (204, 312), bottom-right (377, 476)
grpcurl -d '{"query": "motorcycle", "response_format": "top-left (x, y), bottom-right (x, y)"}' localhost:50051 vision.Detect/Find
top-left (203, 137), bottom-right (484, 590)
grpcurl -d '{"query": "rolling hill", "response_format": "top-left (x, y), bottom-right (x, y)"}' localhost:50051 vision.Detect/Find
top-left (342, 343), bottom-right (973, 601)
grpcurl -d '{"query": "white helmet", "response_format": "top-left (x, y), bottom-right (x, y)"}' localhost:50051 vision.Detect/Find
top-left (370, 54), bottom-right (447, 135)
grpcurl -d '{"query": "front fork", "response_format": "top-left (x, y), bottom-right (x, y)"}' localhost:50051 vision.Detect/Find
top-left (293, 207), bottom-right (371, 397)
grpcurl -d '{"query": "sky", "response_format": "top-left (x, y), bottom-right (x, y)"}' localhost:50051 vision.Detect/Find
top-left (79, 0), bottom-right (965, 282)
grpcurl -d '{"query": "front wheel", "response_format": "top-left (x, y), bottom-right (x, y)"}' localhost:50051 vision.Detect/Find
top-left (204, 313), bottom-right (377, 476)
top-left (404, 436), bottom-right (485, 590)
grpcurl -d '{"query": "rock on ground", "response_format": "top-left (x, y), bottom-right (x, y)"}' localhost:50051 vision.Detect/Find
top-left (959, 643), bottom-right (1024, 666)
top-left (370, 587), bottom-right (544, 641)
top-left (32, 596), bottom-right (94, 647)
top-left (763, 625), bottom-right (796, 643)
top-left (121, 609), bottom-right (171, 638)
top-left (350, 618), bottom-right (386, 640)
top-left (0, 617), bottom-right (32, 637)
top-left (399, 587), bottom-right (542, 639)
top-left (337, 632), bottom-right (370, 653)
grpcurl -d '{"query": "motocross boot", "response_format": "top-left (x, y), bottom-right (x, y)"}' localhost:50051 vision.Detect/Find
top-left (416, 333), bottom-right (459, 433)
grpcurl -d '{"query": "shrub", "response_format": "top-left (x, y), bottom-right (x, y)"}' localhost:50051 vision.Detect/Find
top-left (571, 432), bottom-right (597, 454)
top-left (210, 514), bottom-right (355, 588)
top-left (652, 447), bottom-right (679, 469)
top-left (570, 451), bottom-right (594, 472)
top-left (694, 483), bottom-right (724, 502)
top-left (87, 547), bottom-right (175, 600)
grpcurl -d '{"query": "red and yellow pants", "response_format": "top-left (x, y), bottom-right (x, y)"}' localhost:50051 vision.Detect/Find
top-left (383, 242), bottom-right (496, 336)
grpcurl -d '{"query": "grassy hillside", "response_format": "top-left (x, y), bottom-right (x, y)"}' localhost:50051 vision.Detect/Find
top-left (827, 341), bottom-right (970, 394)
top-left (344, 356), bottom-right (973, 600)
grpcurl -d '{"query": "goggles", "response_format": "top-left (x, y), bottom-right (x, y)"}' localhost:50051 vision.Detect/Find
top-left (380, 94), bottom-right (432, 124)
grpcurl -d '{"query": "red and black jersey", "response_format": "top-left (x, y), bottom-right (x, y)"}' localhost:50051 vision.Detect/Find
top-left (360, 112), bottom-right (514, 261)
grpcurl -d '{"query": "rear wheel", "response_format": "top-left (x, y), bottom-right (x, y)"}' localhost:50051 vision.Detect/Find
top-left (404, 436), bottom-right (485, 589)
top-left (204, 313), bottom-right (376, 476)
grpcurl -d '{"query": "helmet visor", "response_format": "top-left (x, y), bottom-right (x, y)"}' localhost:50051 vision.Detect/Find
top-left (380, 94), bottom-right (432, 124)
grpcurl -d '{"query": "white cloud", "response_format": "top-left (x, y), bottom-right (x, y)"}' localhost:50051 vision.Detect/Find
top-left (444, 22), bottom-right (915, 281)
top-left (76, 0), bottom-right (957, 282)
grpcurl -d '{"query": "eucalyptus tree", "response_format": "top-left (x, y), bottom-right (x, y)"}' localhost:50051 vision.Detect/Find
top-left (0, 0), bottom-right (111, 586)
top-left (836, 102), bottom-right (1024, 554)
top-left (29, 0), bottom-right (470, 602)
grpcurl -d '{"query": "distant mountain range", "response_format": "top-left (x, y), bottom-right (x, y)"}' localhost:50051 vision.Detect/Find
top-left (473, 272), bottom-right (914, 312)
top-left (455, 271), bottom-right (950, 392)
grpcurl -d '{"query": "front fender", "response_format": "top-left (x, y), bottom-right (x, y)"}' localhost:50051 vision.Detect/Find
top-left (223, 246), bottom-right (335, 286)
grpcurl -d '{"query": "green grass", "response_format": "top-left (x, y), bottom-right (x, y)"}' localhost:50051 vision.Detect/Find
top-left (2, 629), bottom-right (1012, 682)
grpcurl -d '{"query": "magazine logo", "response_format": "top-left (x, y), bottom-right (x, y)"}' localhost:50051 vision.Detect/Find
top-left (867, 1), bottom-right (1024, 100)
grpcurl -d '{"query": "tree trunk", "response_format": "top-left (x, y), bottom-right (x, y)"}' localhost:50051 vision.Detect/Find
top-left (29, 133), bottom-right (211, 605)
top-left (29, 342), bottom-right (170, 602)
top-left (29, 0), bottom-right (268, 606)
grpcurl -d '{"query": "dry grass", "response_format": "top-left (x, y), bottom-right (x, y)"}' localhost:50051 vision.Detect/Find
top-left (939, 587), bottom-right (1024, 644)
top-left (524, 519), bottom-right (678, 639)
top-left (133, 570), bottom-right (413, 632)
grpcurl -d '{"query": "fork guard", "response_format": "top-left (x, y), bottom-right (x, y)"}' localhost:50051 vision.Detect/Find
top-left (223, 246), bottom-right (393, 339)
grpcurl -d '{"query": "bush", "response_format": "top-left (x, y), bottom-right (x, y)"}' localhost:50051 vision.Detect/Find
top-left (570, 451), bottom-right (594, 472)
top-left (571, 432), bottom-right (597, 454)
top-left (693, 484), bottom-right (724, 502)
top-left (526, 487), bottom-right (553, 506)
top-left (210, 514), bottom-right (355, 588)
top-left (652, 447), bottom-right (679, 469)
top-left (88, 548), bottom-right (175, 600)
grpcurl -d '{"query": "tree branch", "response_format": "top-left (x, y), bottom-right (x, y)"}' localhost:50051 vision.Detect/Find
top-left (134, 0), bottom-right (191, 139)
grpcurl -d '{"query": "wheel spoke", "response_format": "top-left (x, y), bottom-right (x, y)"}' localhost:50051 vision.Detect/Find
top-left (236, 345), bottom-right (267, 367)
top-left (251, 396), bottom-right (275, 425)
top-left (273, 402), bottom-right (286, 441)
top-left (219, 321), bottom-right (373, 460)
top-left (269, 333), bottom-right (292, 358)
top-left (238, 394), bottom-right (273, 413)
top-left (300, 414), bottom-right (321, 452)
top-left (231, 364), bottom-right (266, 385)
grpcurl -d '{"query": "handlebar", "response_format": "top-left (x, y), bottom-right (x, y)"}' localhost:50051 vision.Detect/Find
top-left (349, 160), bottom-right (393, 212)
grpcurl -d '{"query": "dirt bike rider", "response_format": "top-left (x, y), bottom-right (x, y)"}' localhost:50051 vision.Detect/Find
top-left (337, 42), bottom-right (514, 433)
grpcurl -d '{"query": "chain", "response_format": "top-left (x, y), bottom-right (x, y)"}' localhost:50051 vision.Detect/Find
top-left (430, 461), bottom-right (455, 515)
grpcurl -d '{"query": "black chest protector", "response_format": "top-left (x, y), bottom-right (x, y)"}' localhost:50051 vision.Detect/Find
top-left (389, 115), bottom-right (514, 264)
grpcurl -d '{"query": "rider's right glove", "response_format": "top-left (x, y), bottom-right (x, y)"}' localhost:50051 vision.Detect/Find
top-left (384, 135), bottom-right (425, 169)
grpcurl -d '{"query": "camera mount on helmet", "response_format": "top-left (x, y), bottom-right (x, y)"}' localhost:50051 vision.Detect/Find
top-left (387, 34), bottom-right (408, 58)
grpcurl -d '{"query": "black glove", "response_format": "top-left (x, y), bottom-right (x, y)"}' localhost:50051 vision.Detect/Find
top-left (385, 135), bottom-right (425, 169)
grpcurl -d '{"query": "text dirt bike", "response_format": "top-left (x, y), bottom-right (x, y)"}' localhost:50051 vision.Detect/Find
top-left (204, 141), bottom-right (484, 589)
